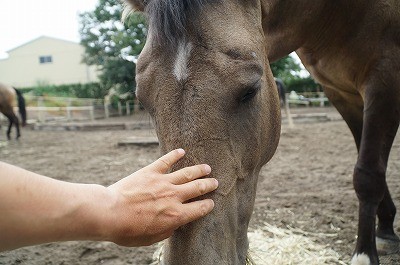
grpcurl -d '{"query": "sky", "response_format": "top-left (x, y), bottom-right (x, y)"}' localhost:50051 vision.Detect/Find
top-left (0, 0), bottom-right (98, 59)
top-left (0, 0), bottom-right (308, 75)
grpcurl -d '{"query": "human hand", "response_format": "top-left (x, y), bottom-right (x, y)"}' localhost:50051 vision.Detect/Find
top-left (103, 149), bottom-right (218, 247)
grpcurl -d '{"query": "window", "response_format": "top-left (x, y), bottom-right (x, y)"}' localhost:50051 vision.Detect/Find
top-left (39, 56), bottom-right (52, 64)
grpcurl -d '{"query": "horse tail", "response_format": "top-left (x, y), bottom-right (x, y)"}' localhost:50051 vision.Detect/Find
top-left (13, 88), bottom-right (27, 126)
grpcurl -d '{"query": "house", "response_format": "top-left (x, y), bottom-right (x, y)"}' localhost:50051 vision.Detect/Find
top-left (0, 36), bottom-right (99, 87)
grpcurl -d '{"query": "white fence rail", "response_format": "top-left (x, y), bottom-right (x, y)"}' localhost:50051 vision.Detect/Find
top-left (24, 106), bottom-right (95, 122)
top-left (4, 96), bottom-right (143, 123)
top-left (286, 92), bottom-right (329, 107)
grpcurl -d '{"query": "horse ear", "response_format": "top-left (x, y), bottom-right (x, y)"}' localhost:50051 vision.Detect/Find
top-left (123, 0), bottom-right (145, 11)
top-left (122, 0), bottom-right (145, 22)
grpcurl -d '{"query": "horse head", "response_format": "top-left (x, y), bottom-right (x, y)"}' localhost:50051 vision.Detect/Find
top-left (125, 0), bottom-right (281, 264)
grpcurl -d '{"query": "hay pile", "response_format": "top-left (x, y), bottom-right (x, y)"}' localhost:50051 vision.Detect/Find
top-left (151, 223), bottom-right (346, 265)
top-left (247, 223), bottom-right (346, 265)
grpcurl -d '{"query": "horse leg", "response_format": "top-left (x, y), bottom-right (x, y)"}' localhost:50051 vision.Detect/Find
top-left (4, 112), bottom-right (20, 140)
top-left (352, 81), bottom-right (399, 264)
top-left (13, 114), bottom-right (21, 139)
top-left (324, 85), bottom-right (398, 264)
top-left (376, 185), bottom-right (400, 255)
top-left (5, 114), bottom-right (13, 140)
top-left (374, 97), bottom-right (400, 254)
top-left (323, 86), bottom-right (363, 149)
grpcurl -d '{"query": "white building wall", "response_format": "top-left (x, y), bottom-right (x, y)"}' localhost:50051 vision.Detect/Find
top-left (0, 36), bottom-right (99, 87)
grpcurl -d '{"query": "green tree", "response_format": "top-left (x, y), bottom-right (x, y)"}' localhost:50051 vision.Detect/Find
top-left (270, 55), bottom-right (302, 82)
top-left (79, 0), bottom-right (146, 97)
top-left (286, 76), bottom-right (320, 93)
top-left (270, 55), bottom-right (319, 92)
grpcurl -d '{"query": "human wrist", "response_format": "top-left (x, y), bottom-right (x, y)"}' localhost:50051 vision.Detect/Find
top-left (71, 183), bottom-right (117, 242)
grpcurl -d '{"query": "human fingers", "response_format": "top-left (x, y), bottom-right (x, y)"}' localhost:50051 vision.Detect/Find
top-left (176, 178), bottom-right (218, 202)
top-left (169, 164), bottom-right (211, 185)
top-left (147, 149), bottom-right (186, 173)
top-left (175, 199), bottom-right (215, 227)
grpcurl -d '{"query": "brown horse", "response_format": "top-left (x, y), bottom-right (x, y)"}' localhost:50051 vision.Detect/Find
top-left (124, 1), bottom-right (400, 264)
top-left (0, 83), bottom-right (26, 139)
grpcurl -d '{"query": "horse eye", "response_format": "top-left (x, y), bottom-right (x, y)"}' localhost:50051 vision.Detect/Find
top-left (241, 80), bottom-right (261, 102)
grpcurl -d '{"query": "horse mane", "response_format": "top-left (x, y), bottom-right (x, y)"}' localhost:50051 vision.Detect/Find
top-left (144, 0), bottom-right (217, 46)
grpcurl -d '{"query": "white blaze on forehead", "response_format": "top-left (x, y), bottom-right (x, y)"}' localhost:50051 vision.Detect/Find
top-left (351, 253), bottom-right (371, 265)
top-left (173, 41), bottom-right (193, 81)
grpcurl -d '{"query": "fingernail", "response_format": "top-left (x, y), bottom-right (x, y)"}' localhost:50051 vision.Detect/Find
top-left (209, 199), bottom-right (215, 209)
top-left (177, 148), bottom-right (185, 155)
top-left (204, 164), bottom-right (211, 174)
top-left (213, 179), bottom-right (219, 188)
top-left (201, 200), bottom-right (215, 216)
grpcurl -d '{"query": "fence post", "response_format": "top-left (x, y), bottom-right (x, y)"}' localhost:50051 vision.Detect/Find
top-left (319, 92), bottom-right (324, 107)
top-left (66, 98), bottom-right (72, 121)
top-left (90, 106), bottom-right (94, 121)
top-left (104, 102), bottom-right (109, 118)
top-left (126, 101), bottom-right (131, 115)
top-left (38, 97), bottom-right (44, 122)
top-left (285, 100), bottom-right (294, 128)
top-left (66, 106), bottom-right (72, 121)
top-left (118, 101), bottom-right (122, 116)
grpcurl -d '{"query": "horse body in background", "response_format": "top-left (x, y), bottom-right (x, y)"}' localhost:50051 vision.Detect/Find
top-left (275, 78), bottom-right (293, 127)
top-left (124, 0), bottom-right (400, 264)
top-left (0, 83), bottom-right (26, 139)
top-left (274, 78), bottom-right (286, 107)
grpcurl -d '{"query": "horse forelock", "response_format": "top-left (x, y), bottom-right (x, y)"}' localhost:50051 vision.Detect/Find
top-left (145, 0), bottom-right (217, 47)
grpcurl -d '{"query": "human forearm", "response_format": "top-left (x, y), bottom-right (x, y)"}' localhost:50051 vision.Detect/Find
top-left (0, 162), bottom-right (111, 251)
top-left (0, 149), bottom-right (218, 251)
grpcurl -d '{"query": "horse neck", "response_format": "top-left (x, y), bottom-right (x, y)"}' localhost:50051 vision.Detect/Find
top-left (261, 0), bottom-right (369, 62)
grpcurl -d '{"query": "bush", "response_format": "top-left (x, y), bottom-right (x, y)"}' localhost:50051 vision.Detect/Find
top-left (21, 83), bottom-right (108, 99)
top-left (286, 77), bottom-right (321, 93)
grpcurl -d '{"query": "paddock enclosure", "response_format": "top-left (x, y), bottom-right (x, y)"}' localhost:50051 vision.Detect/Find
top-left (1, 108), bottom-right (400, 264)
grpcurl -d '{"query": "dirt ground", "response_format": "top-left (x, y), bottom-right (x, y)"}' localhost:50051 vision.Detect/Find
top-left (1, 107), bottom-right (400, 265)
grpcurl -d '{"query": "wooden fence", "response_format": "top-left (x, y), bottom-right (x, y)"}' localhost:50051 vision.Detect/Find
top-left (0, 96), bottom-right (142, 123)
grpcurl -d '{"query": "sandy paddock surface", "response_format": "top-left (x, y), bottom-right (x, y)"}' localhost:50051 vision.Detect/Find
top-left (1, 108), bottom-right (400, 264)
